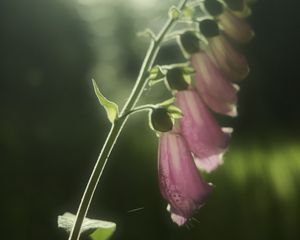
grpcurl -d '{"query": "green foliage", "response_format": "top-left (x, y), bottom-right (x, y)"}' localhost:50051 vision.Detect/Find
top-left (149, 65), bottom-right (165, 80)
top-left (92, 79), bottom-right (119, 124)
top-left (90, 228), bottom-right (116, 240)
top-left (58, 212), bottom-right (116, 240)
top-left (224, 140), bottom-right (300, 202)
top-left (158, 97), bottom-right (176, 107)
top-left (167, 105), bottom-right (183, 119)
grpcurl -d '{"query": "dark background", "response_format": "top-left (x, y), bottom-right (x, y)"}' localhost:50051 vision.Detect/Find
top-left (0, 0), bottom-right (299, 239)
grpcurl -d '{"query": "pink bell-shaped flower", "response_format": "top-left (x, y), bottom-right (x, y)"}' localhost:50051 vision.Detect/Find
top-left (218, 9), bottom-right (254, 43)
top-left (199, 19), bottom-right (249, 80)
top-left (191, 50), bottom-right (239, 116)
top-left (158, 132), bottom-right (213, 225)
top-left (176, 90), bottom-right (232, 172)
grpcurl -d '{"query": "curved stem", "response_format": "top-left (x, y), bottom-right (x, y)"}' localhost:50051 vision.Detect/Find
top-left (68, 1), bottom-right (188, 240)
top-left (119, 104), bottom-right (156, 120)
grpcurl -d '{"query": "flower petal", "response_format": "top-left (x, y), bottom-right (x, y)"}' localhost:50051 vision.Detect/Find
top-left (208, 35), bottom-right (249, 80)
top-left (219, 9), bottom-right (254, 43)
top-left (191, 51), bottom-right (238, 116)
top-left (158, 132), bottom-right (212, 225)
top-left (176, 90), bottom-right (231, 172)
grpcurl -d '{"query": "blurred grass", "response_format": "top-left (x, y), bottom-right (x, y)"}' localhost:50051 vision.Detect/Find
top-left (224, 139), bottom-right (300, 202)
top-left (195, 137), bottom-right (300, 240)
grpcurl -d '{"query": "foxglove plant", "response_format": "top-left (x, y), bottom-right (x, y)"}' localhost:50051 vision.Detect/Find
top-left (59, 0), bottom-right (255, 238)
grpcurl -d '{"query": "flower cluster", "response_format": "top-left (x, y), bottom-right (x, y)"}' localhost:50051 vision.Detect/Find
top-left (153, 0), bottom-right (254, 226)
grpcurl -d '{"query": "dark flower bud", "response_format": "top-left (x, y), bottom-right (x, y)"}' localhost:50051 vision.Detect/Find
top-left (199, 19), bottom-right (220, 38)
top-left (224, 0), bottom-right (244, 11)
top-left (204, 0), bottom-right (224, 16)
top-left (179, 31), bottom-right (200, 54)
top-left (150, 108), bottom-right (173, 132)
top-left (166, 68), bottom-right (189, 91)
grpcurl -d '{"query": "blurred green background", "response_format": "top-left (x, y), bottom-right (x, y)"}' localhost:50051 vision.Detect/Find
top-left (0, 0), bottom-right (299, 239)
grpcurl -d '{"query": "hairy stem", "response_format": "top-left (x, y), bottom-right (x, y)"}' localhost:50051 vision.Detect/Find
top-left (68, 1), bottom-right (188, 239)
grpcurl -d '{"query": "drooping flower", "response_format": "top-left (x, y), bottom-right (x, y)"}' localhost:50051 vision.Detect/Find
top-left (191, 50), bottom-right (239, 116)
top-left (158, 131), bottom-right (213, 225)
top-left (203, 0), bottom-right (254, 43)
top-left (199, 19), bottom-right (249, 80)
top-left (176, 90), bottom-right (232, 172)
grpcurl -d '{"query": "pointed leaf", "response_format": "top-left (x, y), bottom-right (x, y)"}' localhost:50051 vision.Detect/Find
top-left (167, 105), bottom-right (183, 119)
top-left (149, 65), bottom-right (166, 80)
top-left (58, 212), bottom-right (116, 240)
top-left (90, 227), bottom-right (116, 240)
top-left (158, 97), bottom-right (176, 107)
top-left (92, 79), bottom-right (119, 123)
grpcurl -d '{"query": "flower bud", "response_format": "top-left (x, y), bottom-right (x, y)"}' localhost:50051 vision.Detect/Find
top-left (199, 19), bottom-right (220, 38)
top-left (179, 31), bottom-right (200, 54)
top-left (166, 68), bottom-right (189, 91)
top-left (150, 108), bottom-right (173, 132)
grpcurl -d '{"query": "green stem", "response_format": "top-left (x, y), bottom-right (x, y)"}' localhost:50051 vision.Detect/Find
top-left (119, 104), bottom-right (156, 120)
top-left (68, 1), bottom-right (188, 240)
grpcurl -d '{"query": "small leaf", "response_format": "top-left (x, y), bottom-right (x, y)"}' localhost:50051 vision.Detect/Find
top-left (183, 74), bottom-right (192, 85)
top-left (158, 97), bottom-right (176, 107)
top-left (167, 105), bottom-right (183, 119)
top-left (90, 228), bottom-right (116, 240)
top-left (183, 6), bottom-right (194, 18)
top-left (92, 79), bottom-right (119, 123)
top-left (182, 67), bottom-right (195, 74)
top-left (58, 212), bottom-right (116, 240)
top-left (149, 65), bottom-right (166, 80)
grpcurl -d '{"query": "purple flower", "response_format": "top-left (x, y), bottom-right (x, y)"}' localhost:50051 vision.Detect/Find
top-left (158, 132), bottom-right (213, 226)
top-left (208, 35), bottom-right (249, 81)
top-left (218, 8), bottom-right (254, 43)
top-left (176, 90), bottom-right (232, 172)
top-left (191, 51), bottom-right (239, 117)
top-left (199, 19), bottom-right (249, 81)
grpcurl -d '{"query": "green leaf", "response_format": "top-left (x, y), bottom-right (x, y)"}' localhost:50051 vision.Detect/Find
top-left (183, 74), bottom-right (192, 85)
top-left (158, 97), bottom-right (176, 107)
top-left (183, 6), bottom-right (194, 18)
top-left (92, 79), bottom-right (119, 123)
top-left (149, 65), bottom-right (165, 80)
top-left (167, 105), bottom-right (183, 119)
top-left (57, 212), bottom-right (116, 240)
top-left (182, 67), bottom-right (195, 74)
top-left (90, 227), bottom-right (116, 240)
